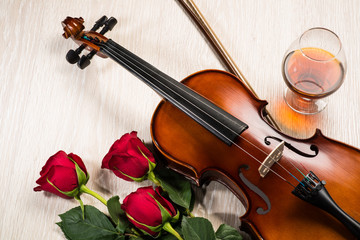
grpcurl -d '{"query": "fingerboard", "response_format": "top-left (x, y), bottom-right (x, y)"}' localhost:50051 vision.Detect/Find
top-left (100, 39), bottom-right (248, 145)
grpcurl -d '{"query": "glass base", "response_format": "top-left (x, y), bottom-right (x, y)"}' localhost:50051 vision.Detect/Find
top-left (284, 88), bottom-right (327, 115)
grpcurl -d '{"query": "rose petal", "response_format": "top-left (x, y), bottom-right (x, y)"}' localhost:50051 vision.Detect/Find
top-left (39, 151), bottom-right (74, 176)
top-left (68, 153), bottom-right (87, 176)
top-left (35, 166), bottom-right (77, 198)
top-left (129, 131), bottom-right (137, 137)
top-left (101, 150), bottom-right (112, 169)
top-left (128, 218), bottom-right (160, 237)
top-left (102, 134), bottom-right (133, 168)
top-left (108, 154), bottom-right (149, 178)
top-left (122, 187), bottom-right (162, 227)
top-left (155, 187), bottom-right (177, 216)
top-left (113, 132), bottom-right (134, 152)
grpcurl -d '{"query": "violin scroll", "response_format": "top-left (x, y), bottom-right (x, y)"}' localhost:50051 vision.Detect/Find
top-left (62, 17), bottom-right (85, 39)
top-left (62, 16), bottom-right (117, 69)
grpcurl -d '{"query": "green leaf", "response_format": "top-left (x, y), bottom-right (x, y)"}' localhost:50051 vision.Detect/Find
top-left (157, 235), bottom-right (178, 240)
top-left (157, 231), bottom-right (181, 240)
top-left (107, 196), bottom-right (127, 232)
top-left (129, 237), bottom-right (145, 240)
top-left (181, 217), bottom-right (216, 240)
top-left (114, 236), bottom-right (126, 240)
top-left (56, 222), bottom-right (71, 240)
top-left (107, 195), bottom-right (129, 234)
top-left (154, 167), bottom-right (192, 209)
top-left (215, 224), bottom-right (243, 240)
top-left (188, 189), bottom-right (195, 212)
top-left (58, 205), bottom-right (120, 240)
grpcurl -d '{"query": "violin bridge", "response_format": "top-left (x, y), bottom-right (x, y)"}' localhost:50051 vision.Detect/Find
top-left (258, 141), bottom-right (285, 177)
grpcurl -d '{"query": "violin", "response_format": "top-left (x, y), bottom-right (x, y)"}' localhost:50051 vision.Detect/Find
top-left (62, 16), bottom-right (360, 239)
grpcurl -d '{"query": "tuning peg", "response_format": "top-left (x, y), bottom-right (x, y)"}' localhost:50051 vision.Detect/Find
top-left (76, 17), bottom-right (117, 69)
top-left (66, 45), bottom-right (86, 64)
top-left (77, 49), bottom-right (97, 69)
top-left (77, 55), bottom-right (90, 69)
top-left (66, 49), bottom-right (80, 64)
top-left (99, 17), bottom-right (117, 35)
top-left (66, 16), bottom-right (109, 65)
top-left (64, 16), bottom-right (117, 68)
top-left (91, 16), bottom-right (108, 31)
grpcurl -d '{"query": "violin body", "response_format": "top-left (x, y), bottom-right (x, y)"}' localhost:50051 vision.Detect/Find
top-left (151, 69), bottom-right (360, 239)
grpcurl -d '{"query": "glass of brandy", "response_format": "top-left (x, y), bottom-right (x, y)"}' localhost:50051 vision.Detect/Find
top-left (282, 27), bottom-right (346, 114)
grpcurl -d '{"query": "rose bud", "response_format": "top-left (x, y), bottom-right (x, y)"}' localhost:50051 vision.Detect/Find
top-left (101, 131), bottom-right (157, 182)
top-left (34, 150), bottom-right (89, 199)
top-left (121, 186), bottom-right (181, 238)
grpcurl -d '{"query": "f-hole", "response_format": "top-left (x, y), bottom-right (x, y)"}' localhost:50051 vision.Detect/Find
top-left (238, 165), bottom-right (271, 215)
top-left (264, 136), bottom-right (319, 158)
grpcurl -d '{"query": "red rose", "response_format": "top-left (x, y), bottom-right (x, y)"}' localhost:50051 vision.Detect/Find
top-left (34, 150), bottom-right (89, 199)
top-left (121, 186), bottom-right (179, 237)
top-left (101, 131), bottom-right (156, 182)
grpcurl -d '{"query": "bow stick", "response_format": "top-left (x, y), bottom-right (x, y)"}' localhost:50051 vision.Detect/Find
top-left (177, 0), bottom-right (281, 130)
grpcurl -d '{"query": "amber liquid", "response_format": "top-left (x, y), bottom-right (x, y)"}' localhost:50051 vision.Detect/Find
top-left (283, 47), bottom-right (344, 99)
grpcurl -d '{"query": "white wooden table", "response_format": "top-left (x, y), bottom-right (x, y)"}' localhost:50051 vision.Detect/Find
top-left (1, 1), bottom-right (359, 239)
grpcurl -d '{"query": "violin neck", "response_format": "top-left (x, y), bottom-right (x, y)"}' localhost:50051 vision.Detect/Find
top-left (100, 39), bottom-right (248, 145)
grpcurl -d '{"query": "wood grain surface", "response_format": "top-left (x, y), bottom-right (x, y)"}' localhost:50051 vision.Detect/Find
top-left (1, 0), bottom-right (359, 239)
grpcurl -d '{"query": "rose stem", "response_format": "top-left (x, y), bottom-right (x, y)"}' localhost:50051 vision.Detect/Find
top-left (148, 171), bottom-right (161, 186)
top-left (74, 195), bottom-right (85, 219)
top-left (163, 222), bottom-right (184, 240)
top-left (80, 185), bottom-right (107, 206)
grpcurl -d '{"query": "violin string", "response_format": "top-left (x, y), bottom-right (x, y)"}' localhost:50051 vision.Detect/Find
top-left (275, 140), bottom-right (308, 178)
top-left (99, 41), bottom-right (301, 186)
top-left (98, 40), bottom-right (304, 186)
top-left (283, 150), bottom-right (308, 179)
top-left (291, 163), bottom-right (307, 178)
top-left (300, 163), bottom-right (309, 173)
